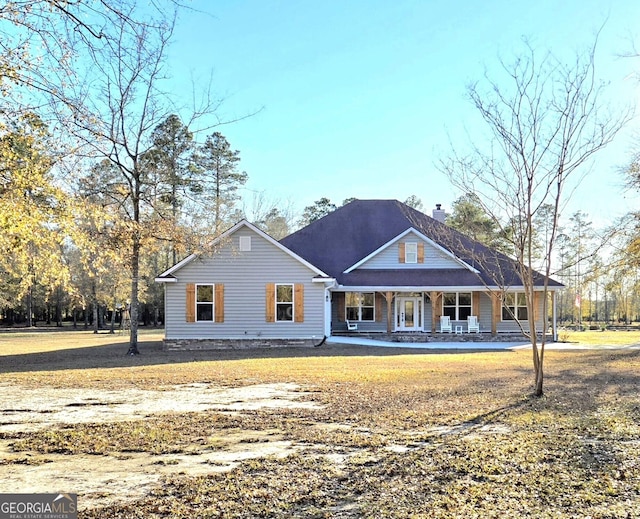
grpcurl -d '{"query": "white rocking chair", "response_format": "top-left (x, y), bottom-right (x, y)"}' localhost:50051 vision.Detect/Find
top-left (467, 315), bottom-right (480, 333)
top-left (346, 319), bottom-right (358, 331)
top-left (440, 315), bottom-right (452, 333)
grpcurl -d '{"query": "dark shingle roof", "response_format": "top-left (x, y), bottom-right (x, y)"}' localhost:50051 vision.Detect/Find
top-left (280, 199), bottom-right (562, 289)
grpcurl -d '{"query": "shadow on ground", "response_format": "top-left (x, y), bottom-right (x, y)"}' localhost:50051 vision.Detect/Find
top-left (0, 335), bottom-right (520, 375)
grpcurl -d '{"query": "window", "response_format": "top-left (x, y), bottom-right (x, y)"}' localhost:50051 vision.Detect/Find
top-left (405, 242), bottom-right (418, 263)
top-left (186, 283), bottom-right (224, 323)
top-left (276, 284), bottom-right (294, 322)
top-left (196, 284), bottom-right (214, 321)
top-left (502, 292), bottom-right (528, 321)
top-left (266, 284), bottom-right (303, 323)
top-left (442, 292), bottom-right (472, 321)
top-left (346, 292), bottom-right (375, 321)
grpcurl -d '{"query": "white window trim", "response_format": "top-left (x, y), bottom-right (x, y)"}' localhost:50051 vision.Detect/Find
top-left (345, 292), bottom-right (376, 322)
top-left (405, 242), bottom-right (418, 264)
top-left (502, 292), bottom-right (528, 321)
top-left (442, 292), bottom-right (472, 321)
top-left (275, 283), bottom-right (294, 322)
top-left (195, 283), bottom-right (215, 322)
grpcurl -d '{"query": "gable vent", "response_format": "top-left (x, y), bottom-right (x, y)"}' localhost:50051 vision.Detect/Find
top-left (239, 236), bottom-right (252, 251)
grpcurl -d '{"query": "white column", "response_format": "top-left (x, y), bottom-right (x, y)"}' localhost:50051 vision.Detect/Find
top-left (325, 288), bottom-right (332, 337)
top-left (552, 290), bottom-right (558, 342)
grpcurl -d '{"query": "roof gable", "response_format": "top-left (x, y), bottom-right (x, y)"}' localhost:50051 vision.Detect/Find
top-left (156, 220), bottom-right (329, 282)
top-left (345, 227), bottom-right (478, 273)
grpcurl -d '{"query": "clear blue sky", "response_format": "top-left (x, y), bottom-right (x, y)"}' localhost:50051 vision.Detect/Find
top-left (167, 0), bottom-right (640, 226)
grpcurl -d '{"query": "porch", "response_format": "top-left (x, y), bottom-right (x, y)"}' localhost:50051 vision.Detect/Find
top-left (331, 289), bottom-right (559, 341)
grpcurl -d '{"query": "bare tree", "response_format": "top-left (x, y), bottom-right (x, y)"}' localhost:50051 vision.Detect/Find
top-left (49, 3), bottom-right (222, 354)
top-left (243, 192), bottom-right (296, 240)
top-left (440, 39), bottom-right (628, 395)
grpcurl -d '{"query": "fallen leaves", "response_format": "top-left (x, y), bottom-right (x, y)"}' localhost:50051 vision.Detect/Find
top-left (3, 336), bottom-right (640, 517)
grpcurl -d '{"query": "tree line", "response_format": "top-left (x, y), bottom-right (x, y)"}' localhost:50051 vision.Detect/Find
top-left (0, 110), bottom-right (269, 328)
top-left (445, 196), bottom-right (640, 329)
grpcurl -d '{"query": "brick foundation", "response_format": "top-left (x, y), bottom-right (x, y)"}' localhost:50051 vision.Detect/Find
top-left (164, 337), bottom-right (322, 351)
top-left (332, 332), bottom-right (554, 343)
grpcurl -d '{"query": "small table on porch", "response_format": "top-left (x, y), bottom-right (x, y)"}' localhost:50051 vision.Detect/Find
top-left (454, 325), bottom-right (463, 335)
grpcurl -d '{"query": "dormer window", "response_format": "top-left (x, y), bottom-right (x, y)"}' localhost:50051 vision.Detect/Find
top-left (405, 242), bottom-right (418, 263)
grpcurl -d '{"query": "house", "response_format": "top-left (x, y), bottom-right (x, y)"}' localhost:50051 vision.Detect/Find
top-left (156, 199), bottom-right (563, 349)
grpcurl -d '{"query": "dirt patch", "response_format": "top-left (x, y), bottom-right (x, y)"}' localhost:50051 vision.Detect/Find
top-left (0, 382), bottom-right (319, 433)
top-left (0, 382), bottom-right (318, 509)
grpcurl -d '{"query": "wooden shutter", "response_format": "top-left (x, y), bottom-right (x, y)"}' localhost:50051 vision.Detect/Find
top-left (417, 243), bottom-right (425, 263)
top-left (186, 284), bottom-right (195, 323)
top-left (294, 284), bottom-right (304, 323)
top-left (375, 292), bottom-right (383, 322)
top-left (336, 292), bottom-right (345, 321)
top-left (214, 284), bottom-right (224, 323)
top-left (266, 283), bottom-right (275, 322)
top-left (398, 243), bottom-right (405, 263)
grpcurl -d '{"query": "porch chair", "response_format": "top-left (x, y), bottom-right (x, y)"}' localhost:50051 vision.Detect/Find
top-left (440, 315), bottom-right (452, 333)
top-left (346, 319), bottom-right (358, 331)
top-left (467, 315), bottom-right (480, 333)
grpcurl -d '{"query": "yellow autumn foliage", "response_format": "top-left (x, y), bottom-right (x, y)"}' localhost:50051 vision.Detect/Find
top-left (0, 114), bottom-right (71, 303)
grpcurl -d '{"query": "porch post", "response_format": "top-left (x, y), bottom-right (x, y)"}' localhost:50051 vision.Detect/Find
top-left (552, 290), bottom-right (558, 341)
top-left (385, 291), bottom-right (393, 333)
top-left (491, 291), bottom-right (500, 335)
top-left (325, 287), bottom-right (332, 337)
top-left (430, 291), bottom-right (441, 332)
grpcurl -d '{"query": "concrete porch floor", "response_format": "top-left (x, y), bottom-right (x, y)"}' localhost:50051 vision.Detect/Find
top-left (330, 331), bottom-right (552, 343)
top-left (324, 335), bottom-right (596, 350)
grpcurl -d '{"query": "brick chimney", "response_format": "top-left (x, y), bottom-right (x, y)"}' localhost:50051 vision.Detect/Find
top-left (432, 204), bottom-right (446, 223)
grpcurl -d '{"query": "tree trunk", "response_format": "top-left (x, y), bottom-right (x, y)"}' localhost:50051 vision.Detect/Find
top-left (92, 281), bottom-right (99, 334)
top-left (533, 343), bottom-right (545, 396)
top-left (127, 234), bottom-right (141, 355)
top-left (56, 286), bottom-right (62, 327)
top-left (109, 307), bottom-right (116, 334)
top-left (27, 285), bottom-right (33, 327)
top-left (92, 302), bottom-right (99, 334)
top-left (534, 363), bottom-right (544, 396)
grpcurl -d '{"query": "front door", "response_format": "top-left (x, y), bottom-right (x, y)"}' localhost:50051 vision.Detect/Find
top-left (396, 297), bottom-right (423, 331)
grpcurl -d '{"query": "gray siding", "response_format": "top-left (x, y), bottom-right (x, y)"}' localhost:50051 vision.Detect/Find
top-left (329, 293), bottom-right (434, 333)
top-left (424, 298), bottom-right (433, 331)
top-left (477, 293), bottom-right (493, 333)
top-left (331, 294), bottom-right (389, 333)
top-left (360, 232), bottom-right (464, 270)
top-left (496, 293), bottom-right (546, 334)
top-left (443, 292), bottom-right (545, 334)
top-left (164, 227), bottom-right (325, 340)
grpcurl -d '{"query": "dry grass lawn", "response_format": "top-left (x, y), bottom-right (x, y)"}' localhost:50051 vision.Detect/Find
top-left (0, 328), bottom-right (639, 518)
